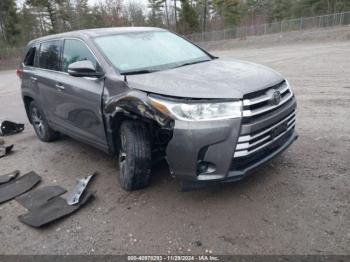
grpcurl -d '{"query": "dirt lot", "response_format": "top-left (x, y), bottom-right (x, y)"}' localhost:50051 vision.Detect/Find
top-left (0, 41), bottom-right (349, 255)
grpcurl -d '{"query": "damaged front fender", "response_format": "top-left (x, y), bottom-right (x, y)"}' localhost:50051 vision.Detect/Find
top-left (104, 90), bottom-right (174, 154)
top-left (105, 90), bottom-right (173, 128)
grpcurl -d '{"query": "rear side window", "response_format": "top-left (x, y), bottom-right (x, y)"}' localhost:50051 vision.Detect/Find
top-left (62, 39), bottom-right (97, 72)
top-left (23, 47), bottom-right (36, 66)
top-left (37, 40), bottom-right (61, 71)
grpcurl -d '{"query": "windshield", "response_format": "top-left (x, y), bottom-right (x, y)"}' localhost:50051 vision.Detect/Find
top-left (94, 31), bottom-right (211, 74)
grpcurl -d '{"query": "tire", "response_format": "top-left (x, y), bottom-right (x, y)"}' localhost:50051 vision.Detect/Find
top-left (29, 101), bottom-right (60, 142)
top-left (118, 120), bottom-right (152, 191)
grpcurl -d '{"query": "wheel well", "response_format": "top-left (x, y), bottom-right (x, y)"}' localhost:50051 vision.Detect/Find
top-left (109, 112), bottom-right (150, 152)
top-left (23, 96), bottom-right (34, 123)
top-left (108, 112), bottom-right (173, 157)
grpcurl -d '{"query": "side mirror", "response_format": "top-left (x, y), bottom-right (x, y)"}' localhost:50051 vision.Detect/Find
top-left (68, 60), bottom-right (104, 78)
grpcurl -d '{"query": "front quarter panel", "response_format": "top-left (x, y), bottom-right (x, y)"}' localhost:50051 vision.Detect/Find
top-left (103, 76), bottom-right (173, 153)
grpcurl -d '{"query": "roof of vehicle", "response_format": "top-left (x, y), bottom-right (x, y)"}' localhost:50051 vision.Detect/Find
top-left (27, 27), bottom-right (166, 45)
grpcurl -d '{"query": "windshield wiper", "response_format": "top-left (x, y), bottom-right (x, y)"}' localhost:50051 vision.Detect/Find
top-left (174, 59), bottom-right (211, 69)
top-left (121, 59), bottom-right (211, 75)
top-left (121, 69), bottom-right (158, 75)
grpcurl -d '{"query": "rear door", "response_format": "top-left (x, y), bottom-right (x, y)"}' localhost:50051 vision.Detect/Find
top-left (52, 38), bottom-right (107, 150)
top-left (35, 39), bottom-right (63, 122)
top-left (21, 44), bottom-right (39, 92)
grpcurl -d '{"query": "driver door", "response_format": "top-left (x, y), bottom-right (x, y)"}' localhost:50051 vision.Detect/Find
top-left (53, 38), bottom-right (108, 151)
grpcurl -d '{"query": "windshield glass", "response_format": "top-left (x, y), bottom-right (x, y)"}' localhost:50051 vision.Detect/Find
top-left (94, 31), bottom-right (211, 74)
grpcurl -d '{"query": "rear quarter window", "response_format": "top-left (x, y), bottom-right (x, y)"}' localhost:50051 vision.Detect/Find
top-left (23, 47), bottom-right (36, 66)
top-left (37, 40), bottom-right (62, 71)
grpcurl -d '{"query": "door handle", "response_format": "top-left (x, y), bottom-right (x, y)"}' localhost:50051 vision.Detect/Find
top-left (30, 76), bottom-right (37, 81)
top-left (55, 83), bottom-right (65, 91)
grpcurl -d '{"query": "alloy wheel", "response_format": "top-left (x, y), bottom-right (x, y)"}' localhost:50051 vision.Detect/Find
top-left (31, 107), bottom-right (45, 138)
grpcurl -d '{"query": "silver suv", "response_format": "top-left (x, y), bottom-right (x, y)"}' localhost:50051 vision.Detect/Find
top-left (18, 27), bottom-right (297, 191)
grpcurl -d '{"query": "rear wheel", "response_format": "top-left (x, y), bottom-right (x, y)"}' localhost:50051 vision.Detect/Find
top-left (118, 120), bottom-right (152, 191)
top-left (29, 101), bottom-right (60, 142)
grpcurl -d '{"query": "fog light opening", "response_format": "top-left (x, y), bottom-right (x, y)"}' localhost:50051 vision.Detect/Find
top-left (197, 161), bottom-right (216, 175)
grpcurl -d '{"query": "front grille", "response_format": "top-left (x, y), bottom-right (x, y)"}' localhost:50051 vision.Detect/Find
top-left (230, 80), bottom-right (296, 171)
top-left (231, 128), bottom-right (294, 171)
top-left (233, 80), bottom-right (296, 159)
top-left (234, 110), bottom-right (296, 158)
top-left (242, 80), bottom-right (294, 119)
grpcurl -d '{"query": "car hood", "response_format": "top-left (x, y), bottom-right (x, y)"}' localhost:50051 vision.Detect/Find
top-left (126, 59), bottom-right (284, 99)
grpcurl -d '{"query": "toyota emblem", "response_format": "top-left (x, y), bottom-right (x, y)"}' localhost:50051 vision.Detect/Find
top-left (271, 91), bottom-right (281, 105)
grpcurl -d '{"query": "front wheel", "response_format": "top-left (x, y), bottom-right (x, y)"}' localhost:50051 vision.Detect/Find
top-left (118, 120), bottom-right (152, 191)
top-left (29, 101), bottom-right (60, 142)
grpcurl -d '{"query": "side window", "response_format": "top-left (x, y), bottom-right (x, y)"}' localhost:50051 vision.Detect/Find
top-left (62, 39), bottom-right (97, 72)
top-left (23, 47), bottom-right (36, 66)
top-left (37, 40), bottom-right (61, 71)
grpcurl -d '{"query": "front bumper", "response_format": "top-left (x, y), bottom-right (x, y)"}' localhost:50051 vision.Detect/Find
top-left (165, 97), bottom-right (297, 189)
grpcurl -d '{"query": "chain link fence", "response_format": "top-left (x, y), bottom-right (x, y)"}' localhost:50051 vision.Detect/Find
top-left (187, 11), bottom-right (350, 42)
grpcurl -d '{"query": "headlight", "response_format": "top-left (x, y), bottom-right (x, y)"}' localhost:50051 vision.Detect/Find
top-left (149, 96), bottom-right (242, 121)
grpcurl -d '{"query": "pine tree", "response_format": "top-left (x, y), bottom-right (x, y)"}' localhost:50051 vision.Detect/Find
top-left (18, 4), bottom-right (39, 42)
top-left (26, 0), bottom-right (58, 33)
top-left (148, 0), bottom-right (165, 27)
top-left (211, 0), bottom-right (241, 26)
top-left (0, 0), bottom-right (20, 45)
top-left (74, 0), bottom-right (94, 29)
top-left (178, 0), bottom-right (199, 34)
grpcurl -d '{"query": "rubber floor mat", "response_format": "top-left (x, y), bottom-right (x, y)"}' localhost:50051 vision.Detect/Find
top-left (0, 170), bottom-right (20, 185)
top-left (16, 186), bottom-right (67, 210)
top-left (0, 171), bottom-right (41, 204)
top-left (19, 191), bottom-right (94, 227)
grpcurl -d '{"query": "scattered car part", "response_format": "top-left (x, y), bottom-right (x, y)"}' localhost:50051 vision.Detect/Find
top-left (0, 121), bottom-right (25, 136)
top-left (16, 186), bottom-right (66, 210)
top-left (18, 191), bottom-right (94, 227)
top-left (0, 143), bottom-right (14, 158)
top-left (66, 172), bottom-right (96, 205)
top-left (0, 170), bottom-right (20, 185)
top-left (0, 171), bottom-right (41, 204)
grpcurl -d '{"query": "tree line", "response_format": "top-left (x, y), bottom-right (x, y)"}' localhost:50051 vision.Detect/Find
top-left (1, 0), bottom-right (350, 48)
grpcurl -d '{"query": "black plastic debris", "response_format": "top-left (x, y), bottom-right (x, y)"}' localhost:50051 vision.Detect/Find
top-left (0, 121), bottom-right (25, 136)
top-left (0, 171), bottom-right (41, 204)
top-left (19, 191), bottom-right (94, 227)
top-left (0, 170), bottom-right (20, 185)
top-left (0, 143), bottom-right (14, 158)
top-left (66, 172), bottom-right (97, 205)
top-left (16, 186), bottom-right (67, 210)
top-left (18, 173), bottom-right (96, 227)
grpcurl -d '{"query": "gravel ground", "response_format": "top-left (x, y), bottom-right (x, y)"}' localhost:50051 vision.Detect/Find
top-left (0, 41), bottom-right (349, 255)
